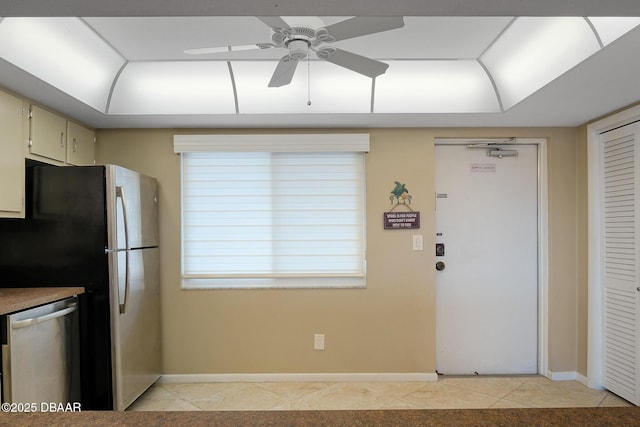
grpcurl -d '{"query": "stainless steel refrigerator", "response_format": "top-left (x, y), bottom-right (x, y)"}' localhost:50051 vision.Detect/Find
top-left (0, 163), bottom-right (161, 410)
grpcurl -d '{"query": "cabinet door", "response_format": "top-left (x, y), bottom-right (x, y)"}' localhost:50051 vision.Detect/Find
top-left (29, 105), bottom-right (67, 162)
top-left (67, 121), bottom-right (95, 166)
top-left (0, 90), bottom-right (26, 217)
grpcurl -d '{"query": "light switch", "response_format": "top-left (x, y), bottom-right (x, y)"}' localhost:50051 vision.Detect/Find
top-left (412, 235), bottom-right (424, 251)
top-left (314, 334), bottom-right (325, 350)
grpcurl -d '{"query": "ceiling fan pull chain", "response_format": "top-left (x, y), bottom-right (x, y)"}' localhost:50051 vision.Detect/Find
top-left (307, 56), bottom-right (312, 106)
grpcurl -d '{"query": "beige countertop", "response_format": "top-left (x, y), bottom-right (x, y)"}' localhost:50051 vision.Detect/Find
top-left (0, 287), bottom-right (85, 315)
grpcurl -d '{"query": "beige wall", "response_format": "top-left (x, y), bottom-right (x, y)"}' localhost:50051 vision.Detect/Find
top-left (96, 126), bottom-right (580, 375)
top-left (545, 128), bottom-right (579, 373)
top-left (576, 125), bottom-right (589, 377)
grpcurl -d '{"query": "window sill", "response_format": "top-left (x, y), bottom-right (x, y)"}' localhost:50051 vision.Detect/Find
top-left (181, 276), bottom-right (366, 290)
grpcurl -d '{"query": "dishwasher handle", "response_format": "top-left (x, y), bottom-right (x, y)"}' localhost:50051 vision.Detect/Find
top-left (11, 303), bottom-right (78, 329)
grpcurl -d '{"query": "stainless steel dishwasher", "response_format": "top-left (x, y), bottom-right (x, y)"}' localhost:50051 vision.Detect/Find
top-left (1, 297), bottom-right (80, 405)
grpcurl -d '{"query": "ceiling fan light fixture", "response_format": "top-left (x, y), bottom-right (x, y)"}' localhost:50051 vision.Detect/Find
top-left (286, 39), bottom-right (310, 60)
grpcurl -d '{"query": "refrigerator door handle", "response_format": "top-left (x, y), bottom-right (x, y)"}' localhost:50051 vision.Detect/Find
top-left (116, 186), bottom-right (131, 314)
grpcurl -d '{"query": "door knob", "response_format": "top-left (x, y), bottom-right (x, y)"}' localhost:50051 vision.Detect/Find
top-left (436, 261), bottom-right (446, 271)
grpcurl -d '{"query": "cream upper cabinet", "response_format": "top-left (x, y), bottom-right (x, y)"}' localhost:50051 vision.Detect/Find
top-left (29, 105), bottom-right (67, 162)
top-left (0, 90), bottom-right (26, 218)
top-left (67, 121), bottom-right (95, 166)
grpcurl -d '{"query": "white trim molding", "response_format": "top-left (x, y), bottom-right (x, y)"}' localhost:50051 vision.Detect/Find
top-left (158, 372), bottom-right (439, 384)
top-left (546, 370), bottom-right (577, 381)
top-left (545, 371), bottom-right (592, 388)
top-left (576, 372), bottom-right (590, 388)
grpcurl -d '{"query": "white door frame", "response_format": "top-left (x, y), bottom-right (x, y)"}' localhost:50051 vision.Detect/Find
top-left (434, 138), bottom-right (549, 377)
top-left (587, 104), bottom-right (640, 390)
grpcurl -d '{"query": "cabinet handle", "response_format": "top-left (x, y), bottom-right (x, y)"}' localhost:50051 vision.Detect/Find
top-left (73, 137), bottom-right (78, 152)
top-left (60, 132), bottom-right (65, 148)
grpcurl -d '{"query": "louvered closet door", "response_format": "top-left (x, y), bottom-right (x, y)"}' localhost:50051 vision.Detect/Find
top-left (601, 123), bottom-right (640, 405)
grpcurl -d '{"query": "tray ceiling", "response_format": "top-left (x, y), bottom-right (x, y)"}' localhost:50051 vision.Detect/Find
top-left (1, 2), bottom-right (640, 128)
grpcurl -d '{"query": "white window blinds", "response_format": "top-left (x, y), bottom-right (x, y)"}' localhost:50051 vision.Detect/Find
top-left (175, 134), bottom-right (369, 289)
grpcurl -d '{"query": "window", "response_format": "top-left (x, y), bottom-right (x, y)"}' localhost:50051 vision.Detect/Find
top-left (174, 134), bottom-right (369, 289)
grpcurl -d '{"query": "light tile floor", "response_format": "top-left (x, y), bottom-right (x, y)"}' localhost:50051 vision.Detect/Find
top-left (128, 376), bottom-right (633, 411)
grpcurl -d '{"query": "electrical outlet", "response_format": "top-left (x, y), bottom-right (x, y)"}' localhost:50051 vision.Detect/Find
top-left (314, 333), bottom-right (325, 350)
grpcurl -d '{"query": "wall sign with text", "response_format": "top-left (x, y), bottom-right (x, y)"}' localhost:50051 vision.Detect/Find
top-left (384, 211), bottom-right (421, 229)
top-left (384, 181), bottom-right (420, 229)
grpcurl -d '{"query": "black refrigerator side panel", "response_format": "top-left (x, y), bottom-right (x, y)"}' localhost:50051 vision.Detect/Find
top-left (0, 165), bottom-right (109, 290)
top-left (0, 165), bottom-right (114, 410)
top-left (78, 291), bottom-right (113, 409)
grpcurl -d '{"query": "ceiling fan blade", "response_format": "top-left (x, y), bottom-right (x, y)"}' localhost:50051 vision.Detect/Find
top-left (323, 48), bottom-right (389, 78)
top-left (323, 17), bottom-right (405, 41)
top-left (268, 56), bottom-right (299, 87)
top-left (184, 44), bottom-right (264, 55)
top-left (257, 16), bottom-right (291, 30)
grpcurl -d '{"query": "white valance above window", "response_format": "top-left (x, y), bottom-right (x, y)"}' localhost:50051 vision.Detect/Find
top-left (173, 133), bottom-right (370, 153)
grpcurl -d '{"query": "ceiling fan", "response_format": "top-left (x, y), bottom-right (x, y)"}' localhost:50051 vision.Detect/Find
top-left (184, 16), bottom-right (405, 87)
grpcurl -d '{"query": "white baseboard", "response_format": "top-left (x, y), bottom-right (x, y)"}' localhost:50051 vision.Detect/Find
top-left (546, 371), bottom-right (602, 390)
top-left (158, 372), bottom-right (438, 384)
top-left (546, 370), bottom-right (577, 381)
top-left (575, 372), bottom-right (588, 386)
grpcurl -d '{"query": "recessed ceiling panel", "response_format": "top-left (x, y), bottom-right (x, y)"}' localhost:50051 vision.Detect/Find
top-left (481, 17), bottom-right (600, 110)
top-left (85, 17), bottom-right (274, 60)
top-left (233, 60), bottom-right (372, 114)
top-left (374, 60), bottom-right (500, 113)
top-left (588, 17), bottom-right (640, 46)
top-left (333, 16), bottom-right (514, 59)
top-left (108, 61), bottom-right (236, 114)
top-left (0, 17), bottom-right (124, 111)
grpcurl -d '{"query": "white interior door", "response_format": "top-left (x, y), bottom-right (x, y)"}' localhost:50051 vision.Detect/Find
top-left (435, 144), bottom-right (538, 375)
top-left (600, 123), bottom-right (640, 405)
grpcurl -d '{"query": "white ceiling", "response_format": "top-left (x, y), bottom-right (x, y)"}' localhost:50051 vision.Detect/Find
top-left (1, 0), bottom-right (640, 128)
